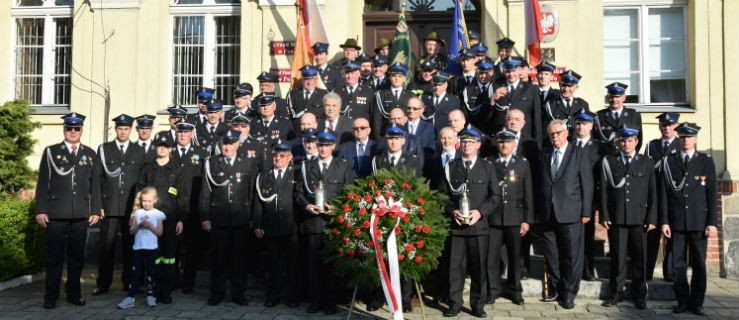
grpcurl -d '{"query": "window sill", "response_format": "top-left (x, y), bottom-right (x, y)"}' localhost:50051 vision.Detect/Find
top-left (30, 105), bottom-right (71, 115)
top-left (626, 104), bottom-right (696, 113)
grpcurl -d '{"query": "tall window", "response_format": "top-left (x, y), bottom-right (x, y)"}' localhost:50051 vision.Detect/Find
top-left (603, 2), bottom-right (689, 106)
top-left (171, 1), bottom-right (240, 106)
top-left (12, 1), bottom-right (73, 109)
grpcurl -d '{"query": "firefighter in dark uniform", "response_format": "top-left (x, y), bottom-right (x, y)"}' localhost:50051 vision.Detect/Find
top-left (418, 31), bottom-right (447, 72)
top-left (372, 62), bottom-right (414, 136)
top-left (407, 60), bottom-right (435, 96)
top-left (196, 100), bottom-right (229, 155)
top-left (439, 127), bottom-right (501, 318)
top-left (600, 126), bottom-right (657, 309)
top-left (448, 48), bottom-right (478, 97)
top-left (462, 60), bottom-right (495, 134)
top-left (333, 61), bottom-right (375, 121)
top-left (251, 73), bottom-right (291, 120)
top-left (199, 130), bottom-right (258, 306)
top-left (92, 114), bottom-right (145, 296)
top-left (137, 135), bottom-right (189, 304)
top-left (595, 82), bottom-right (643, 150)
top-left (187, 87), bottom-right (215, 126)
top-left (224, 83), bottom-right (254, 123)
top-left (493, 38), bottom-right (515, 77)
top-left (357, 53), bottom-right (374, 87)
top-left (35, 113), bottom-right (101, 309)
top-left (296, 131), bottom-right (352, 314)
top-left (250, 95), bottom-right (297, 165)
top-left (228, 115), bottom-right (267, 172)
top-left (543, 70), bottom-right (589, 141)
top-left (286, 66), bottom-right (328, 128)
top-left (485, 129), bottom-right (533, 306)
top-left (312, 42), bottom-right (344, 91)
top-left (154, 106), bottom-right (187, 147)
top-left (422, 72), bottom-right (461, 133)
top-left (659, 122), bottom-right (717, 316)
top-left (134, 114), bottom-right (156, 162)
top-left (472, 43), bottom-right (490, 63)
top-left (170, 122), bottom-right (208, 294)
top-left (536, 62), bottom-right (560, 109)
top-left (644, 112), bottom-right (680, 282)
top-left (367, 55), bottom-right (391, 91)
top-left (371, 126), bottom-right (422, 177)
top-left (253, 142), bottom-right (300, 308)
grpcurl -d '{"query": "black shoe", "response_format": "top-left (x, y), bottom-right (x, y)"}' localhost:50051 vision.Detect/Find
top-left (181, 287), bottom-right (193, 294)
top-left (43, 301), bottom-right (56, 309)
top-left (511, 297), bottom-right (525, 305)
top-left (673, 304), bottom-right (688, 313)
top-left (485, 296), bottom-right (496, 304)
top-left (287, 301), bottom-right (299, 308)
top-left (443, 308), bottom-right (460, 317)
top-left (664, 274), bottom-right (674, 282)
top-left (691, 306), bottom-right (704, 315)
top-left (402, 302), bottom-right (412, 313)
top-left (160, 293), bottom-right (172, 304)
top-left (91, 287), bottom-right (108, 296)
top-left (542, 292), bottom-right (559, 302)
top-left (582, 272), bottom-right (596, 281)
top-left (232, 297), bottom-right (248, 306)
top-left (471, 309), bottom-right (487, 318)
top-left (520, 270), bottom-right (529, 280)
top-left (67, 297), bottom-right (86, 306)
top-left (635, 299), bottom-right (647, 310)
top-left (560, 299), bottom-right (575, 309)
top-left (324, 306), bottom-right (337, 315)
top-left (264, 300), bottom-right (278, 308)
top-left (307, 304), bottom-right (321, 313)
top-left (207, 296), bottom-right (223, 306)
top-left (603, 293), bottom-right (624, 307)
top-left (366, 300), bottom-right (382, 312)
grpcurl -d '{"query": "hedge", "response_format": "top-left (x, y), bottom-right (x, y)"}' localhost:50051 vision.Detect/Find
top-left (0, 197), bottom-right (45, 282)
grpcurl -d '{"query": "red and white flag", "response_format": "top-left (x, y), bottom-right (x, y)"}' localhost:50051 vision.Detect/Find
top-left (524, 0), bottom-right (544, 66)
top-left (304, 0), bottom-right (329, 54)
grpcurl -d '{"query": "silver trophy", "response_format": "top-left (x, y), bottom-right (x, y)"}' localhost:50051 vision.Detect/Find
top-left (315, 180), bottom-right (325, 213)
top-left (460, 189), bottom-right (471, 225)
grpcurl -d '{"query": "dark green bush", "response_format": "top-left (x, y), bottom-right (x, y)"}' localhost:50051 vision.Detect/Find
top-left (0, 99), bottom-right (40, 194)
top-left (0, 197), bottom-right (45, 281)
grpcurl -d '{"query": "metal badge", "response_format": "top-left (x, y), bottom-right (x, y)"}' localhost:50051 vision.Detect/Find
top-left (248, 150), bottom-right (256, 158)
top-left (236, 172), bottom-right (242, 183)
top-left (219, 172), bottom-right (224, 176)
top-left (700, 176), bottom-right (706, 186)
top-left (509, 169), bottom-right (516, 182)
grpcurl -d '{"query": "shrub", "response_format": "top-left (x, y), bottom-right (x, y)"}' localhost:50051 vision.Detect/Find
top-left (0, 99), bottom-right (41, 194)
top-left (0, 197), bottom-right (45, 282)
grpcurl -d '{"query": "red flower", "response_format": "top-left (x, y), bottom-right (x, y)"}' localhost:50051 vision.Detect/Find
top-left (367, 240), bottom-right (373, 247)
top-left (398, 254), bottom-right (405, 261)
top-left (368, 181), bottom-right (376, 188)
top-left (389, 212), bottom-right (397, 219)
top-left (359, 207), bottom-right (367, 215)
top-left (364, 195), bottom-right (372, 202)
top-left (354, 196), bottom-right (361, 202)
top-left (377, 209), bottom-right (386, 217)
top-left (395, 226), bottom-right (402, 234)
top-left (402, 183), bottom-right (411, 189)
top-left (416, 240), bottom-right (425, 249)
top-left (345, 222), bottom-right (352, 229)
top-left (422, 225), bottom-right (430, 234)
top-left (347, 250), bottom-right (355, 257)
top-left (338, 216), bottom-right (345, 223)
top-left (354, 228), bottom-right (362, 236)
top-left (374, 189), bottom-right (382, 195)
top-left (405, 244), bottom-right (415, 252)
top-left (384, 192), bottom-right (392, 198)
top-left (406, 201), bottom-right (412, 208)
top-left (347, 192), bottom-right (355, 199)
top-left (403, 216), bottom-right (410, 223)
top-left (343, 237), bottom-right (349, 244)
top-left (333, 229), bottom-right (339, 236)
top-left (374, 229), bottom-right (382, 237)
top-left (385, 179), bottom-right (392, 185)
top-left (414, 256), bottom-right (423, 263)
top-left (418, 207), bottom-right (425, 215)
top-left (417, 198), bottom-right (425, 205)
top-left (363, 221), bottom-right (371, 229)
top-left (343, 204), bottom-right (350, 213)
top-left (415, 225), bottom-right (422, 233)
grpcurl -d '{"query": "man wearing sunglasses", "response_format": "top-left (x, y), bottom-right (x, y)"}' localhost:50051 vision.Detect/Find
top-left (337, 118), bottom-right (378, 179)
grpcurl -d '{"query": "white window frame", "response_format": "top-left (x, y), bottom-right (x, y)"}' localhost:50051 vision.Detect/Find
top-left (603, 0), bottom-right (691, 111)
top-left (169, 1), bottom-right (240, 108)
top-left (10, 2), bottom-right (73, 113)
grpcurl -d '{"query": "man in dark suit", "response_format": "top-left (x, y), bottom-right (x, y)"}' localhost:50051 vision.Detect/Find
top-left (317, 92), bottom-right (354, 144)
top-left (195, 100), bottom-right (230, 155)
top-left (439, 128), bottom-right (501, 318)
top-left (543, 70), bottom-right (589, 142)
top-left (537, 119), bottom-right (594, 309)
top-left (485, 129), bottom-right (533, 306)
top-left (224, 83), bottom-right (254, 123)
top-left (536, 62), bottom-right (560, 107)
top-left (312, 42), bottom-right (344, 91)
top-left (448, 48), bottom-right (477, 96)
top-left (371, 62), bottom-right (414, 135)
top-left (154, 107), bottom-right (186, 147)
top-left (406, 96), bottom-right (436, 158)
top-left (424, 127), bottom-right (459, 190)
top-left (462, 60), bottom-right (494, 134)
top-left (595, 82), bottom-right (642, 150)
top-left (250, 95), bottom-right (297, 163)
top-left (200, 130), bottom-right (258, 306)
top-left (187, 87), bottom-right (214, 126)
top-left (134, 114), bottom-right (156, 162)
top-left (295, 132), bottom-right (352, 315)
top-left (253, 142), bottom-right (300, 309)
top-left (286, 66), bottom-right (328, 128)
top-left (423, 72), bottom-right (462, 133)
top-left (489, 59), bottom-right (542, 144)
top-left (337, 117), bottom-right (378, 179)
top-left (333, 62), bottom-right (375, 121)
top-left (644, 112), bottom-right (680, 281)
top-left (92, 114), bottom-right (145, 296)
top-left (660, 123), bottom-right (717, 316)
top-left (371, 126), bottom-right (421, 177)
top-left (600, 127), bottom-right (657, 309)
top-left (35, 113), bottom-right (101, 309)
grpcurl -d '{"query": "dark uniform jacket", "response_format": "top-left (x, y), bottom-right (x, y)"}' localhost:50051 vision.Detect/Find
top-left (538, 87), bottom-right (561, 106)
top-left (645, 138), bottom-right (679, 167)
top-left (35, 142), bottom-right (100, 219)
top-left (422, 92), bottom-right (461, 132)
top-left (93, 142), bottom-right (145, 217)
top-left (461, 82), bottom-right (494, 134)
top-left (423, 151), bottom-right (459, 191)
top-left (486, 155), bottom-right (534, 227)
top-left (600, 153), bottom-right (657, 226)
top-left (337, 139), bottom-right (380, 178)
top-left (138, 159), bottom-right (190, 222)
top-left (543, 97), bottom-right (589, 140)
top-left (536, 143), bottom-right (594, 224)
top-left (318, 64), bottom-right (344, 91)
top-left (333, 84), bottom-right (375, 120)
top-left (285, 88), bottom-right (328, 121)
top-left (195, 122), bottom-right (229, 155)
top-left (439, 157), bottom-right (501, 236)
top-left (187, 111), bottom-right (208, 126)
top-left (249, 93), bottom-right (291, 120)
top-left (449, 73), bottom-right (477, 97)
top-left (171, 145), bottom-right (206, 218)
top-left (493, 81), bottom-right (543, 144)
top-left (418, 53), bottom-right (447, 72)
top-left (658, 152), bottom-right (717, 231)
top-left (371, 88), bottom-right (415, 135)
top-left (199, 155), bottom-right (258, 227)
top-left (366, 76), bottom-right (391, 91)
top-left (372, 151), bottom-right (422, 177)
top-left (252, 166), bottom-right (299, 237)
top-left (249, 116), bottom-right (297, 161)
top-left (134, 140), bottom-right (156, 163)
top-left (237, 137), bottom-right (267, 172)
top-left (296, 158), bottom-right (353, 234)
top-left (407, 78), bottom-right (432, 96)
top-left (317, 116), bottom-right (354, 145)
top-left (595, 107), bottom-right (643, 149)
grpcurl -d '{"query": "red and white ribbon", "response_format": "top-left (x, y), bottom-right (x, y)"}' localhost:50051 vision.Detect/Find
top-left (370, 196), bottom-right (406, 320)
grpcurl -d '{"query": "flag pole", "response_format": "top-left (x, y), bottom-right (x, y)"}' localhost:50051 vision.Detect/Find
top-left (400, 0), bottom-right (406, 17)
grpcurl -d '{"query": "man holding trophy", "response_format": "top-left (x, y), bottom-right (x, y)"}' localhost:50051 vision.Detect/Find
top-left (439, 127), bottom-right (501, 318)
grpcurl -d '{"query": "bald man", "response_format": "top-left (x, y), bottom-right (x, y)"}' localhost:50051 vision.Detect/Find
top-left (337, 118), bottom-right (378, 178)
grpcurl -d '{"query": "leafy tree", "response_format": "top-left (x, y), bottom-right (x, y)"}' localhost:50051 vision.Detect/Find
top-left (0, 99), bottom-right (41, 195)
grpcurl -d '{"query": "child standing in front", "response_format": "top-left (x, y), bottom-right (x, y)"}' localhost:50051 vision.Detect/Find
top-left (117, 187), bottom-right (165, 309)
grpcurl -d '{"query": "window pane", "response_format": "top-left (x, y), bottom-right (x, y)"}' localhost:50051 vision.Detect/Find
top-left (603, 9), bottom-right (640, 103)
top-left (648, 7), bottom-right (687, 103)
top-left (175, 0), bottom-right (203, 4)
top-left (54, 17), bottom-right (72, 105)
top-left (173, 16), bottom-right (205, 106)
top-left (15, 18), bottom-right (44, 105)
top-left (215, 16), bottom-right (240, 105)
top-left (17, 0), bottom-right (43, 6)
top-left (367, 0), bottom-right (475, 12)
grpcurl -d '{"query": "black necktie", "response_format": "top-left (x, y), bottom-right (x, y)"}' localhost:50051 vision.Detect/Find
top-left (434, 96), bottom-right (440, 107)
top-left (180, 147), bottom-right (186, 157)
top-left (277, 169), bottom-right (283, 180)
top-left (348, 86), bottom-right (354, 95)
top-left (394, 90), bottom-right (400, 101)
top-left (578, 140), bottom-right (584, 148)
top-left (503, 160), bottom-right (508, 170)
top-left (464, 160), bottom-right (472, 174)
top-left (304, 91), bottom-right (309, 101)
top-left (141, 142), bottom-right (147, 152)
top-left (551, 151), bottom-right (560, 178)
top-left (390, 156), bottom-right (396, 167)
top-left (210, 126), bottom-right (215, 135)
top-left (684, 155), bottom-right (690, 167)
top-left (120, 145), bottom-right (125, 155)
top-left (466, 76), bottom-right (473, 85)
top-left (662, 141), bottom-right (669, 154)
top-left (625, 155), bottom-right (631, 169)
top-left (565, 98), bottom-right (572, 109)
top-left (321, 162), bottom-right (328, 173)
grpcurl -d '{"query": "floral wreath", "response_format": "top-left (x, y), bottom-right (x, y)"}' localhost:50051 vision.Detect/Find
top-left (323, 168), bottom-right (449, 289)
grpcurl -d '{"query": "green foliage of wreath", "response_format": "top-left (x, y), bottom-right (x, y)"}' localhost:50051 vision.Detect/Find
top-left (323, 168), bottom-right (449, 289)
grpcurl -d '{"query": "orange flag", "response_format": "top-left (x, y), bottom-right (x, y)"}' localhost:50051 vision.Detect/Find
top-left (291, 5), bottom-right (311, 89)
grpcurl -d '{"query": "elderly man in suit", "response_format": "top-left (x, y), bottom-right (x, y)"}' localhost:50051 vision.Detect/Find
top-left (317, 92), bottom-right (353, 144)
top-left (537, 119), bottom-right (594, 309)
top-left (337, 118), bottom-right (378, 179)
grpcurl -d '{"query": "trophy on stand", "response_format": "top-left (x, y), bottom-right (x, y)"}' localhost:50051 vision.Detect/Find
top-left (460, 189), bottom-right (471, 225)
top-left (315, 180), bottom-right (326, 213)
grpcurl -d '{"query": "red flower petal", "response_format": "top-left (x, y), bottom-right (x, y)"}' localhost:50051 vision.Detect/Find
top-left (422, 225), bottom-right (430, 234)
top-left (398, 254), bottom-right (405, 261)
top-left (417, 198), bottom-right (425, 205)
top-left (395, 226), bottom-right (402, 234)
top-left (385, 179), bottom-right (392, 185)
top-left (338, 216), bottom-right (345, 223)
top-left (359, 207), bottom-right (367, 215)
top-left (414, 256), bottom-right (423, 263)
top-left (405, 244), bottom-right (414, 252)
top-left (415, 225), bottom-right (422, 233)
top-left (363, 221), bottom-right (371, 229)
top-left (417, 240), bottom-right (425, 248)
top-left (368, 181), bottom-right (376, 187)
top-left (354, 228), bottom-right (362, 236)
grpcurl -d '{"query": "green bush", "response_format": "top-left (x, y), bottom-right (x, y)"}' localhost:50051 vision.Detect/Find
top-left (0, 197), bottom-right (45, 281)
top-left (0, 99), bottom-right (41, 194)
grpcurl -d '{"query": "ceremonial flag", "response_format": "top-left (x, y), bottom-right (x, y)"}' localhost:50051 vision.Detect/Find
top-left (304, 0), bottom-right (329, 55)
top-left (525, 0), bottom-right (544, 66)
top-left (291, 3), bottom-right (311, 89)
top-left (446, 0), bottom-right (469, 75)
top-left (389, 10), bottom-right (412, 82)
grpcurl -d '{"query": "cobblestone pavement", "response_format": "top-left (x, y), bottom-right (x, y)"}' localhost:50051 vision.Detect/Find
top-left (1, 270), bottom-right (738, 320)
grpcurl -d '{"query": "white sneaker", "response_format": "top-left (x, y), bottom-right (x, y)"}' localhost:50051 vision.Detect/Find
top-left (146, 296), bottom-right (157, 307)
top-left (117, 297), bottom-right (135, 309)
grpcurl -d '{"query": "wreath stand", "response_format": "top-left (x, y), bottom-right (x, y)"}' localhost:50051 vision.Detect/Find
top-left (344, 281), bottom-right (427, 320)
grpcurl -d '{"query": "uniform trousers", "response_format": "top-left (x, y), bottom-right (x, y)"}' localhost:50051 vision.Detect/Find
top-left (540, 219), bottom-right (584, 301)
top-left (583, 219), bottom-right (596, 277)
top-left (607, 225), bottom-right (647, 298)
top-left (44, 219), bottom-right (88, 303)
top-left (97, 216), bottom-right (134, 290)
top-left (305, 233), bottom-right (334, 308)
top-left (671, 231), bottom-right (707, 308)
top-left (181, 214), bottom-right (209, 291)
top-left (210, 226), bottom-right (248, 300)
top-left (646, 228), bottom-right (673, 280)
top-left (156, 219), bottom-right (178, 297)
top-left (487, 226), bottom-right (522, 298)
top-left (448, 234), bottom-right (488, 311)
top-left (266, 234), bottom-right (298, 303)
